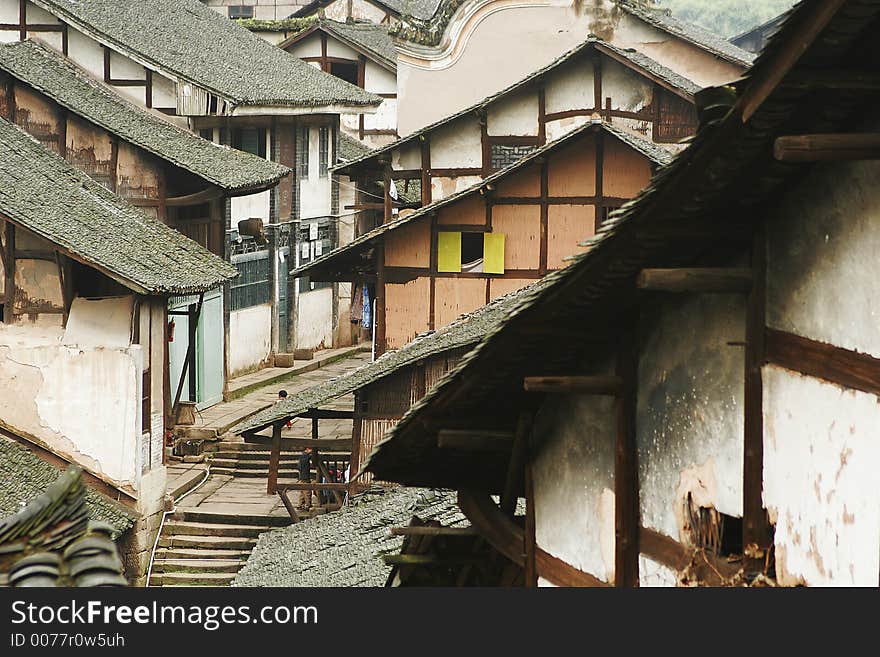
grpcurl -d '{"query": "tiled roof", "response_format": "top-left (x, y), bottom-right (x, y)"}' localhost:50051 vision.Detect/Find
top-left (293, 0), bottom-right (441, 21)
top-left (31, 0), bottom-right (380, 109)
top-left (0, 117), bottom-right (237, 295)
top-left (0, 437), bottom-right (136, 539)
top-left (287, 20), bottom-right (397, 70)
top-left (337, 132), bottom-right (374, 163)
top-left (0, 41), bottom-right (289, 193)
top-left (232, 487), bottom-right (465, 587)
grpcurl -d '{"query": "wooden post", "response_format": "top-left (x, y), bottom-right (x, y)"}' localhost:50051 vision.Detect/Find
top-left (171, 292), bottom-right (204, 419)
top-left (382, 166), bottom-right (392, 224)
top-left (614, 312), bottom-right (639, 587)
top-left (267, 422), bottom-right (283, 495)
top-left (501, 412), bottom-right (532, 517)
top-left (420, 137), bottom-right (431, 206)
top-left (3, 222), bottom-right (14, 315)
top-left (743, 225), bottom-right (771, 573)
top-left (524, 464), bottom-right (537, 587)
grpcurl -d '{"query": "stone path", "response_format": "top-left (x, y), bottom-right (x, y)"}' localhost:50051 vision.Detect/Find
top-left (153, 349), bottom-right (371, 586)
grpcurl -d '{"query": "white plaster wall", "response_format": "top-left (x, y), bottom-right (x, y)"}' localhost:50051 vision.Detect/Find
top-left (637, 294), bottom-right (745, 542)
top-left (763, 365), bottom-right (880, 586)
top-left (393, 142), bottom-right (422, 170)
top-left (767, 160), bottom-right (880, 359)
top-left (602, 58), bottom-right (653, 112)
top-left (365, 61), bottom-right (396, 94)
top-left (296, 286), bottom-right (333, 350)
top-left (322, 0), bottom-right (388, 23)
top-left (545, 115), bottom-right (591, 142)
top-left (544, 60), bottom-right (595, 115)
top-left (326, 39), bottom-right (360, 60)
top-left (531, 355), bottom-right (617, 584)
top-left (231, 189), bottom-right (271, 224)
top-left (0, 1), bottom-right (19, 22)
top-left (67, 26), bottom-right (105, 80)
top-left (487, 88), bottom-right (538, 136)
top-left (363, 97), bottom-right (397, 132)
top-left (25, 1), bottom-right (58, 23)
top-left (300, 123), bottom-right (334, 219)
top-left (430, 118), bottom-right (482, 168)
top-left (287, 34), bottom-right (323, 59)
top-left (0, 323), bottom-right (143, 490)
top-left (151, 73), bottom-right (178, 110)
top-left (229, 304), bottom-right (271, 376)
top-left (431, 174), bottom-right (481, 201)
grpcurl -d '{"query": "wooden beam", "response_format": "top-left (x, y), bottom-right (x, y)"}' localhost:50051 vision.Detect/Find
top-left (765, 328), bottom-right (880, 397)
top-left (382, 554), bottom-right (487, 566)
top-left (637, 268), bottom-right (753, 293)
top-left (437, 429), bottom-right (514, 451)
top-left (277, 482), bottom-right (350, 491)
top-left (774, 133), bottom-right (880, 162)
top-left (243, 435), bottom-right (352, 451)
top-left (639, 526), bottom-right (741, 585)
top-left (315, 456), bottom-right (345, 506)
top-left (501, 412), bottom-right (532, 516)
top-left (278, 487), bottom-right (300, 522)
top-left (390, 526), bottom-right (479, 537)
top-left (614, 317), bottom-right (639, 587)
top-left (266, 422), bottom-right (283, 495)
top-left (524, 464), bottom-right (537, 587)
top-left (743, 226), bottom-right (771, 573)
top-left (523, 376), bottom-right (623, 395)
top-left (535, 548), bottom-right (610, 587)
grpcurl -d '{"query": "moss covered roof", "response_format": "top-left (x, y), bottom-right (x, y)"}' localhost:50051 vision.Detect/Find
top-left (0, 436), bottom-right (136, 539)
top-left (0, 117), bottom-right (237, 295)
top-left (0, 41), bottom-right (289, 193)
top-left (31, 0), bottom-right (380, 109)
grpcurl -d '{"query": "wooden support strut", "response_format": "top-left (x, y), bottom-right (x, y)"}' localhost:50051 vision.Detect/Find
top-left (523, 376), bottom-right (623, 395)
top-left (773, 133), bottom-right (880, 162)
top-left (637, 268), bottom-right (753, 293)
top-left (501, 412), bottom-right (532, 517)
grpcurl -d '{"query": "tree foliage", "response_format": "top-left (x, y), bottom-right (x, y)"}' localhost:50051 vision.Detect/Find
top-left (655, 0), bottom-right (797, 38)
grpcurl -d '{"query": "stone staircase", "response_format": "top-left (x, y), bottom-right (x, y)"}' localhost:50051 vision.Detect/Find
top-left (208, 440), bottom-right (350, 487)
top-left (150, 510), bottom-right (290, 587)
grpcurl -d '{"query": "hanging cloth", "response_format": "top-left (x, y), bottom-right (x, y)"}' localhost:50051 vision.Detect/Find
top-left (362, 285), bottom-right (372, 329)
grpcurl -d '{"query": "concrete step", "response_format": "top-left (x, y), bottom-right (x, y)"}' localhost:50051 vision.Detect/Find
top-left (173, 510), bottom-right (291, 527)
top-left (152, 559), bottom-right (244, 574)
top-left (158, 535), bottom-right (258, 550)
top-left (155, 547), bottom-right (251, 560)
top-left (163, 521), bottom-right (268, 538)
top-left (150, 572), bottom-right (236, 587)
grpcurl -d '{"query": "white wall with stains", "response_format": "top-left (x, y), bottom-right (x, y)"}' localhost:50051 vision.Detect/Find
top-left (530, 354), bottom-right (617, 586)
top-left (229, 304), bottom-right (272, 376)
top-left (637, 293), bottom-right (745, 544)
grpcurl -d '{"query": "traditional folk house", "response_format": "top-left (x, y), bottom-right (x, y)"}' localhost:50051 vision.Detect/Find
top-left (0, 0), bottom-right (381, 380)
top-left (234, 281), bottom-right (539, 496)
top-left (364, 0), bottom-right (880, 588)
top-left (281, 19), bottom-right (398, 147)
top-left (296, 121), bottom-right (670, 356)
top-left (0, 39), bottom-right (288, 411)
top-left (199, 0), bottom-right (304, 22)
top-left (391, 0), bottom-right (753, 136)
top-left (336, 36), bottom-right (701, 227)
top-left (0, 115), bottom-right (236, 583)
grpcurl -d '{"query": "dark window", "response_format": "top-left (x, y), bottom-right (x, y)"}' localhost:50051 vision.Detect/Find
top-left (199, 128), bottom-right (214, 142)
top-left (461, 232), bottom-right (484, 272)
top-left (142, 369), bottom-right (151, 433)
top-left (654, 88), bottom-right (699, 143)
top-left (490, 142), bottom-right (538, 170)
top-left (329, 61), bottom-right (359, 86)
top-left (228, 6), bottom-right (254, 19)
top-left (598, 205), bottom-right (621, 228)
top-left (319, 126), bottom-right (329, 178)
top-left (232, 127), bottom-right (266, 158)
top-left (230, 250), bottom-right (271, 311)
top-left (684, 493), bottom-right (744, 557)
top-left (297, 126), bottom-right (310, 179)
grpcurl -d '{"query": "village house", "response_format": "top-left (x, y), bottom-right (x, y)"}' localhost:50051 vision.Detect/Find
top-left (0, 114), bottom-right (237, 583)
top-left (296, 120), bottom-right (670, 355)
top-left (391, 0), bottom-right (753, 136)
top-left (363, 0), bottom-right (880, 587)
top-left (0, 38), bottom-right (289, 412)
top-left (333, 34), bottom-right (703, 238)
top-left (198, 0), bottom-right (304, 21)
top-left (281, 18), bottom-right (398, 147)
top-left (0, 0), bottom-right (381, 387)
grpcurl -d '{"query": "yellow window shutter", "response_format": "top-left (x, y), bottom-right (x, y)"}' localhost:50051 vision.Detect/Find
top-left (483, 232), bottom-right (505, 274)
top-left (437, 232), bottom-right (462, 272)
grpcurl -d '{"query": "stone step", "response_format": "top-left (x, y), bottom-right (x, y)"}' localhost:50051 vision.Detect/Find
top-left (150, 572), bottom-right (236, 587)
top-left (158, 535), bottom-right (258, 551)
top-left (155, 548), bottom-right (251, 560)
top-left (173, 510), bottom-right (291, 527)
top-left (164, 521), bottom-right (268, 538)
top-left (152, 559), bottom-right (244, 574)
top-left (211, 467), bottom-right (297, 478)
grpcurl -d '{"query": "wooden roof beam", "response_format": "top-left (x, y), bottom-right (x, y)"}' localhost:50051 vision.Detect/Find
top-left (637, 267), bottom-right (753, 292)
top-left (774, 133), bottom-right (880, 162)
top-left (523, 375), bottom-right (623, 395)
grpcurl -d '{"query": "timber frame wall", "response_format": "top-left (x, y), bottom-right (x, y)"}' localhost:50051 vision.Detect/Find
top-left (375, 127), bottom-right (655, 352)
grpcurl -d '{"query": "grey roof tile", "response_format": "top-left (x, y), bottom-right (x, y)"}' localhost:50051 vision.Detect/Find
top-left (0, 117), bottom-right (237, 294)
top-left (32, 0), bottom-right (380, 108)
top-left (311, 20), bottom-right (397, 69)
top-left (0, 40), bottom-right (290, 192)
top-left (0, 436), bottom-right (136, 539)
top-left (232, 487), bottom-right (465, 587)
